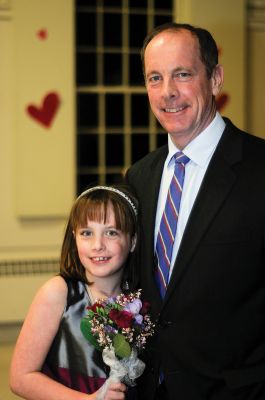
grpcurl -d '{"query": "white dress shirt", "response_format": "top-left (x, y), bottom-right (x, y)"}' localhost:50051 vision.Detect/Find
top-left (154, 112), bottom-right (226, 279)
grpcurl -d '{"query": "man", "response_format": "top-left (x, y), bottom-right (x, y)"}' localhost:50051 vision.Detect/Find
top-left (126, 22), bottom-right (265, 399)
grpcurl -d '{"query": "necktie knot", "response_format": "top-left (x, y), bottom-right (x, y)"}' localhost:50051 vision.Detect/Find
top-left (174, 151), bottom-right (190, 165)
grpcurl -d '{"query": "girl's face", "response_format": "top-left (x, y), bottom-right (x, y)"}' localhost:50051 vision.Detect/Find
top-left (75, 204), bottom-right (134, 282)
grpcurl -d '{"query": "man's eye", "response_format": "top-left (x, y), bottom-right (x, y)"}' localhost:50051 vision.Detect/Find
top-left (175, 72), bottom-right (192, 80)
top-left (149, 75), bottom-right (161, 83)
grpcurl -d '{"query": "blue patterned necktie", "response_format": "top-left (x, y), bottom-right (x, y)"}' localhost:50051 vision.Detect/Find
top-left (155, 152), bottom-right (190, 298)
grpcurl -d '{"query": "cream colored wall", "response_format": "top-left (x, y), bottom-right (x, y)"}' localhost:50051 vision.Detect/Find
top-left (0, 275), bottom-right (54, 322)
top-left (0, 0), bottom-right (75, 324)
top-left (14, 0), bottom-right (75, 217)
top-left (176, 0), bottom-right (246, 130)
top-left (247, 30), bottom-right (265, 139)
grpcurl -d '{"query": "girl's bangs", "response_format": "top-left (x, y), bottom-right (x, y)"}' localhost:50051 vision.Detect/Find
top-left (72, 190), bottom-right (136, 236)
top-left (72, 198), bottom-right (109, 228)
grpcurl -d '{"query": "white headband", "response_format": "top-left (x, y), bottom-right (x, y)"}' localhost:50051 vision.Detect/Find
top-left (78, 186), bottom-right (138, 216)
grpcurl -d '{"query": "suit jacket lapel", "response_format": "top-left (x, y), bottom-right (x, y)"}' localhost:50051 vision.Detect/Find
top-left (141, 146), bottom-right (168, 306)
top-left (164, 122), bottom-right (243, 304)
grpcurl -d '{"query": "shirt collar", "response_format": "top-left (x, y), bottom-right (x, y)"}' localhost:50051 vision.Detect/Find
top-left (166, 112), bottom-right (226, 168)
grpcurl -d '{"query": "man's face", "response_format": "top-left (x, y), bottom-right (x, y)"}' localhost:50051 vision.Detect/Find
top-left (144, 29), bottom-right (223, 149)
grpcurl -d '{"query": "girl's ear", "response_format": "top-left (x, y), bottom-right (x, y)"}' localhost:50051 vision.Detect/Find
top-left (130, 235), bottom-right (137, 252)
top-left (72, 230), bottom-right (76, 238)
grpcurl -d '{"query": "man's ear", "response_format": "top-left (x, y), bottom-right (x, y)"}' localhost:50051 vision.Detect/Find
top-left (211, 64), bottom-right (224, 97)
top-left (130, 235), bottom-right (137, 252)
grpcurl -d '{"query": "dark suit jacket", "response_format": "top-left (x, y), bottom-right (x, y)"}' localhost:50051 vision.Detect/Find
top-left (126, 118), bottom-right (265, 399)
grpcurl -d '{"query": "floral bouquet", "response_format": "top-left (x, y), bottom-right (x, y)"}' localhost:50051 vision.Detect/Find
top-left (80, 289), bottom-right (155, 399)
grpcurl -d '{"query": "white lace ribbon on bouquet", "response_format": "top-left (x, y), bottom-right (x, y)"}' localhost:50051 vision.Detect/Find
top-left (96, 346), bottom-right (145, 400)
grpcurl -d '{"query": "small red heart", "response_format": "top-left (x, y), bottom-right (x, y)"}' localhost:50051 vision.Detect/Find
top-left (216, 93), bottom-right (230, 112)
top-left (27, 92), bottom-right (60, 128)
top-left (37, 29), bottom-right (48, 40)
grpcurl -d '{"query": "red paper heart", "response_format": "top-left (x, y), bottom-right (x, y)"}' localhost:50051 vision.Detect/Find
top-left (27, 92), bottom-right (60, 128)
top-left (37, 29), bottom-right (48, 40)
top-left (216, 93), bottom-right (230, 112)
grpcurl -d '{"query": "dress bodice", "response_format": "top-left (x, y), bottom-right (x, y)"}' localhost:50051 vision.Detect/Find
top-left (42, 278), bottom-right (107, 393)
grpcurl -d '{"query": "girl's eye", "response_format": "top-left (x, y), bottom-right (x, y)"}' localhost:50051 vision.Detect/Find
top-left (105, 229), bottom-right (119, 238)
top-left (80, 230), bottom-right (92, 237)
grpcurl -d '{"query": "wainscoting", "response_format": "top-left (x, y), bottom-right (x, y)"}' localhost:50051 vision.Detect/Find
top-left (0, 259), bottom-right (58, 323)
top-left (0, 259), bottom-right (57, 399)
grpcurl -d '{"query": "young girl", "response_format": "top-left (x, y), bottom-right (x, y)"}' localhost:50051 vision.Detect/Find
top-left (10, 185), bottom-right (139, 400)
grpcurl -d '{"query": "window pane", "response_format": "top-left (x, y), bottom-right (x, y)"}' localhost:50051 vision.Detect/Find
top-left (104, 53), bottom-right (122, 85)
top-left (76, 53), bottom-right (97, 85)
top-left (154, 15), bottom-right (173, 26)
top-left (77, 93), bottom-right (98, 127)
top-left (104, 0), bottom-right (122, 6)
top-left (76, 12), bottom-right (96, 47)
top-left (105, 173), bottom-right (124, 184)
top-left (78, 134), bottom-right (98, 167)
top-left (129, 14), bottom-right (147, 48)
top-left (104, 14), bottom-right (122, 47)
top-left (154, 0), bottom-right (172, 9)
top-left (129, 53), bottom-right (144, 85)
top-left (131, 94), bottom-right (149, 126)
top-left (77, 174), bottom-right (99, 193)
top-left (105, 94), bottom-right (124, 127)
top-left (157, 133), bottom-right (168, 147)
top-left (131, 134), bottom-right (149, 163)
top-left (129, 0), bottom-right (147, 8)
top-left (106, 134), bottom-right (124, 166)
